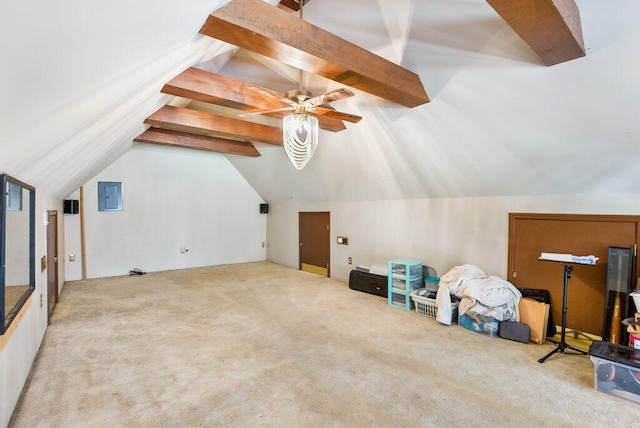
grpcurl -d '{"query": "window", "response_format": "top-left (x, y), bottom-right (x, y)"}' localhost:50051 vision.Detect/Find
top-left (6, 182), bottom-right (22, 211)
top-left (1, 174), bottom-right (35, 335)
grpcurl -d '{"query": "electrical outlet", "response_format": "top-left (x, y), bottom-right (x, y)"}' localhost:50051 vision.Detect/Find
top-left (180, 247), bottom-right (186, 254)
top-left (40, 294), bottom-right (43, 308)
top-left (69, 254), bottom-right (75, 262)
top-left (348, 257), bottom-right (352, 264)
top-left (262, 242), bottom-right (265, 248)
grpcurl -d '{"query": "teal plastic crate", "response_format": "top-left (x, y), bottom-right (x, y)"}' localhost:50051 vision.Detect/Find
top-left (388, 259), bottom-right (423, 310)
top-left (424, 276), bottom-right (440, 289)
top-left (389, 259), bottom-right (422, 278)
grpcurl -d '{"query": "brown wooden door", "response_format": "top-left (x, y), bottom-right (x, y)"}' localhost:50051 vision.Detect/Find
top-left (508, 214), bottom-right (639, 336)
top-left (299, 212), bottom-right (330, 277)
top-left (47, 211), bottom-right (58, 321)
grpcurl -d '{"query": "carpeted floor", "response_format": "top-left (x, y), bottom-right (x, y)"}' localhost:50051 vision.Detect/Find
top-left (9, 261), bottom-right (640, 427)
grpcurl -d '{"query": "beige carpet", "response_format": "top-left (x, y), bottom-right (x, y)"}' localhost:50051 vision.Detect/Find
top-left (9, 261), bottom-right (640, 427)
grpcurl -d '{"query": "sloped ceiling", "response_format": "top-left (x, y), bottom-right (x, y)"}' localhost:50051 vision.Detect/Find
top-left (1, 0), bottom-right (639, 202)
top-left (224, 0), bottom-right (640, 201)
top-left (0, 0), bottom-right (268, 198)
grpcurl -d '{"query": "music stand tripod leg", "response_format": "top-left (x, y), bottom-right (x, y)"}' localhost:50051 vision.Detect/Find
top-left (539, 265), bottom-right (577, 363)
top-left (538, 344), bottom-right (561, 363)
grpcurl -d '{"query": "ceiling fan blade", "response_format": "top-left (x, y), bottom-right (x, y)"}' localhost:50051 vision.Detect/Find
top-left (238, 106), bottom-right (295, 117)
top-left (247, 85), bottom-right (298, 107)
top-left (305, 88), bottom-right (355, 107)
top-left (313, 106), bottom-right (362, 123)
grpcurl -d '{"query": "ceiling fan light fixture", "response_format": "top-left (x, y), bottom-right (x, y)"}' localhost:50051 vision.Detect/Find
top-left (283, 113), bottom-right (319, 170)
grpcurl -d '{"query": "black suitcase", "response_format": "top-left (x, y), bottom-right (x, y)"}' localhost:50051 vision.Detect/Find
top-left (519, 288), bottom-right (556, 337)
top-left (349, 270), bottom-right (388, 298)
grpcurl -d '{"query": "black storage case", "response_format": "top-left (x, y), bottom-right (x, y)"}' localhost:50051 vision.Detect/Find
top-left (349, 270), bottom-right (388, 298)
top-left (589, 341), bottom-right (640, 368)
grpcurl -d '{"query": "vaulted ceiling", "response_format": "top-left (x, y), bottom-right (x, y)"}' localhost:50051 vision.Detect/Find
top-left (1, 0), bottom-right (638, 202)
top-left (136, 0), bottom-right (587, 160)
top-left (137, 0), bottom-right (431, 157)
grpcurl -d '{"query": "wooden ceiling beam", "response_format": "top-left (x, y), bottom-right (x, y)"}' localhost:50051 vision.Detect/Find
top-left (134, 128), bottom-right (261, 157)
top-left (200, 0), bottom-right (429, 107)
top-left (162, 67), bottom-right (347, 132)
top-left (279, 0), bottom-right (303, 12)
top-left (144, 106), bottom-right (283, 146)
top-left (486, 0), bottom-right (585, 66)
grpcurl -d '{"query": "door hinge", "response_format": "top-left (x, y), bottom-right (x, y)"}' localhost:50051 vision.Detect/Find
top-left (634, 244), bottom-right (637, 257)
top-left (326, 224), bottom-right (329, 230)
top-left (512, 271), bottom-right (517, 279)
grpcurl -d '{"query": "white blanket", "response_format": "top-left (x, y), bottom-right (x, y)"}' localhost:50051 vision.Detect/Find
top-left (435, 264), bottom-right (521, 325)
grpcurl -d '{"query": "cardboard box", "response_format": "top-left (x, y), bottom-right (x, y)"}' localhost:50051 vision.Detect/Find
top-left (518, 297), bottom-right (550, 344)
top-left (627, 318), bottom-right (640, 349)
top-left (630, 334), bottom-right (640, 350)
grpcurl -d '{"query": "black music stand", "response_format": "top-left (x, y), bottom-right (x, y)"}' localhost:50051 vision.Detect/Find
top-left (538, 260), bottom-right (591, 363)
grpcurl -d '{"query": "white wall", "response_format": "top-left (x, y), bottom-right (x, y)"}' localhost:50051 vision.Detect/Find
top-left (3, 135), bottom-right (266, 426)
top-left (1, 191), bottom-right (63, 427)
top-left (267, 192), bottom-right (640, 282)
top-left (62, 189), bottom-right (83, 281)
top-left (65, 144), bottom-right (267, 280)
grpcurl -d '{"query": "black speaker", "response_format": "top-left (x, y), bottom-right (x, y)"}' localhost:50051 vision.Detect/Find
top-left (64, 199), bottom-right (79, 214)
top-left (260, 203), bottom-right (269, 214)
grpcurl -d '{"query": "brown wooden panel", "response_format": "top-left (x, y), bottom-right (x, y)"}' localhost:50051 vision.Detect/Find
top-left (200, 0), bottom-right (429, 107)
top-left (162, 68), bottom-right (346, 132)
top-left (279, 0), bottom-right (303, 12)
top-left (299, 212), bottom-right (330, 276)
top-left (508, 213), bottom-right (639, 336)
top-left (134, 128), bottom-right (261, 157)
top-left (144, 106), bottom-right (282, 146)
top-left (46, 211), bottom-right (58, 322)
top-left (487, 0), bottom-right (585, 66)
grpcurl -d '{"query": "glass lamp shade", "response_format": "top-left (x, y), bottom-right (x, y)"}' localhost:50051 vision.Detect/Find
top-left (282, 113), bottom-right (319, 170)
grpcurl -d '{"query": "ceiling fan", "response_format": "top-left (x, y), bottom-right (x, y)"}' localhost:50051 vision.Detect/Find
top-left (238, 85), bottom-right (362, 124)
top-left (237, 0), bottom-right (362, 170)
top-left (238, 83), bottom-right (362, 170)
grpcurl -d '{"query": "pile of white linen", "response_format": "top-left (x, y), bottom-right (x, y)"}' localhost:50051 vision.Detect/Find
top-left (435, 264), bottom-right (521, 326)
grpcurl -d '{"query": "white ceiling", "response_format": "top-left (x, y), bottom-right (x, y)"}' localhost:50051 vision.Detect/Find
top-left (1, 0), bottom-right (638, 202)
